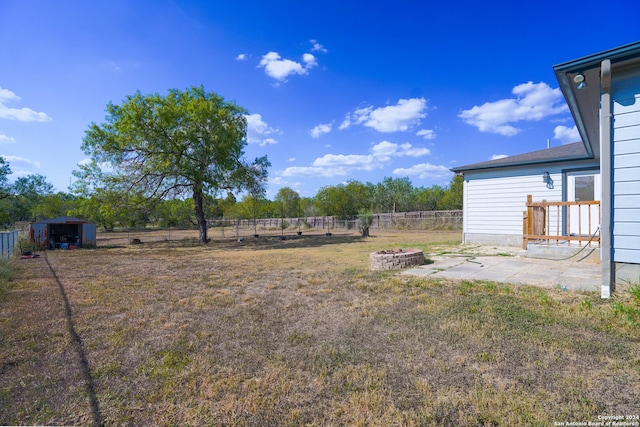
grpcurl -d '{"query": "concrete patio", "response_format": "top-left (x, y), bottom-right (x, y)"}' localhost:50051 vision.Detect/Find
top-left (403, 245), bottom-right (601, 292)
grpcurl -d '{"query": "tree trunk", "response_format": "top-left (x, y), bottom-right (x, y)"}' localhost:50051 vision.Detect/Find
top-left (193, 183), bottom-right (209, 243)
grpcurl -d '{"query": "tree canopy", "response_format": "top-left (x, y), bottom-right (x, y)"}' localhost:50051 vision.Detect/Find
top-left (275, 187), bottom-right (301, 218)
top-left (0, 158), bottom-right (11, 200)
top-left (0, 158), bottom-right (63, 225)
top-left (0, 156), bottom-right (461, 231)
top-left (78, 86), bottom-right (270, 243)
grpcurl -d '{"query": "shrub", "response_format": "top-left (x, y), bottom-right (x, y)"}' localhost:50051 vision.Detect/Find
top-left (358, 210), bottom-right (374, 237)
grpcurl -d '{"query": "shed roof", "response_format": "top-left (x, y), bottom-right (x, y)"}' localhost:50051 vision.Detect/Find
top-left (451, 142), bottom-right (589, 173)
top-left (33, 216), bottom-right (93, 224)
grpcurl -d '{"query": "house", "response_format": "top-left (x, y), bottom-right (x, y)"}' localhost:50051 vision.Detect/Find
top-left (453, 40), bottom-right (640, 298)
top-left (451, 142), bottom-right (599, 247)
top-left (29, 216), bottom-right (96, 249)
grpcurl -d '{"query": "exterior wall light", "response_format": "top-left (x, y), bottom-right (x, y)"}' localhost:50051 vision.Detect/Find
top-left (543, 171), bottom-right (550, 184)
top-left (573, 73), bottom-right (587, 89)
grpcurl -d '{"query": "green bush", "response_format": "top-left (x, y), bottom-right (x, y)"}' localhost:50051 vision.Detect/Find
top-left (358, 210), bottom-right (374, 237)
top-left (16, 237), bottom-right (37, 256)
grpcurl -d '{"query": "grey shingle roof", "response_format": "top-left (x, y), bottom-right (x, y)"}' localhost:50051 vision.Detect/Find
top-left (451, 142), bottom-right (591, 173)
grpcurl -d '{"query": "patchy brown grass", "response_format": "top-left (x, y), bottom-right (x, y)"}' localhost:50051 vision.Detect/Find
top-left (1, 229), bottom-right (639, 426)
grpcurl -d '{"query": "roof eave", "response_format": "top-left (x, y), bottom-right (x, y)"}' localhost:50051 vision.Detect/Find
top-left (451, 154), bottom-right (594, 174)
top-left (553, 41), bottom-right (640, 72)
top-left (554, 69), bottom-right (597, 158)
top-left (553, 41), bottom-right (640, 160)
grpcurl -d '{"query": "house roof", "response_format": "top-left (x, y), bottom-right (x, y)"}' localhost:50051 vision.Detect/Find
top-left (451, 142), bottom-right (589, 173)
top-left (553, 40), bottom-right (640, 158)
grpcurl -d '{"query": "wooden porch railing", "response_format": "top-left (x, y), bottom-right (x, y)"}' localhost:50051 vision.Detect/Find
top-left (522, 194), bottom-right (600, 249)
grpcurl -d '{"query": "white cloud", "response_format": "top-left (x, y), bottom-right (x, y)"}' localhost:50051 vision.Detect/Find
top-left (302, 53), bottom-right (317, 68)
top-left (288, 157), bottom-right (295, 162)
top-left (8, 170), bottom-right (31, 179)
top-left (392, 163), bottom-right (451, 179)
top-left (339, 106), bottom-right (373, 130)
top-left (2, 155), bottom-right (40, 168)
top-left (370, 141), bottom-right (430, 161)
top-left (281, 165), bottom-right (346, 177)
top-left (268, 176), bottom-right (304, 191)
top-left (340, 98), bottom-right (427, 133)
top-left (245, 113), bottom-right (281, 146)
top-left (260, 138), bottom-right (278, 146)
top-left (282, 151), bottom-right (381, 178)
top-left (258, 51), bottom-right (317, 82)
top-left (236, 53), bottom-right (248, 61)
top-left (0, 134), bottom-right (15, 143)
top-left (269, 176), bottom-right (288, 185)
top-left (490, 154), bottom-right (508, 160)
top-left (0, 87), bottom-right (19, 103)
top-left (370, 141), bottom-right (399, 159)
top-left (459, 82), bottom-right (567, 136)
top-left (416, 129), bottom-right (436, 140)
top-left (310, 122), bottom-right (332, 138)
top-left (313, 153), bottom-right (381, 170)
top-left (553, 125), bottom-right (580, 144)
top-left (280, 140), bottom-right (431, 178)
top-left (310, 39), bottom-right (328, 53)
top-left (0, 86), bottom-right (51, 122)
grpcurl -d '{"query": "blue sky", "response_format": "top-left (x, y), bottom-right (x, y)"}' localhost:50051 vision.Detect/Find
top-left (1, 1), bottom-right (638, 198)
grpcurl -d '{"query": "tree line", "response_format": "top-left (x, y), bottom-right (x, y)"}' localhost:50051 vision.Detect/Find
top-left (0, 156), bottom-right (461, 230)
top-left (0, 87), bottom-right (461, 240)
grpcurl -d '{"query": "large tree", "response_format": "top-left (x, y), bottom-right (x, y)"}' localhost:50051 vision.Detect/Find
top-left (313, 180), bottom-right (370, 219)
top-left (437, 174), bottom-right (463, 210)
top-left (373, 177), bottom-right (413, 213)
top-left (274, 187), bottom-right (300, 218)
top-left (79, 86), bottom-right (270, 243)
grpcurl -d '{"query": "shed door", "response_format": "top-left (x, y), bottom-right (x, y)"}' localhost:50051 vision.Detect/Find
top-left (566, 171), bottom-right (600, 237)
top-left (82, 223), bottom-right (96, 247)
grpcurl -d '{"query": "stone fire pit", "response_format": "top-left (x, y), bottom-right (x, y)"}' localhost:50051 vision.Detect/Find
top-left (370, 248), bottom-right (425, 270)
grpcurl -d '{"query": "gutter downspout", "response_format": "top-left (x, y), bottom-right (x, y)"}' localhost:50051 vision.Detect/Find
top-left (600, 59), bottom-right (613, 298)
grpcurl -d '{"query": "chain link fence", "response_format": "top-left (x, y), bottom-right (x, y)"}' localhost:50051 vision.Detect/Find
top-left (208, 210), bottom-right (463, 234)
top-left (94, 210), bottom-right (463, 245)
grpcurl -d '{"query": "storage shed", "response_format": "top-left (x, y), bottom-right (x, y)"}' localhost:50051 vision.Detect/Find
top-left (29, 216), bottom-right (96, 249)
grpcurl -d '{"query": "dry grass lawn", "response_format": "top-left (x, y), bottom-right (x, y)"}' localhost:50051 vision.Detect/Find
top-left (1, 229), bottom-right (639, 426)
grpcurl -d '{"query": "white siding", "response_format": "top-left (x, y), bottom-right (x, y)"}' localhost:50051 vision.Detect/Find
top-left (612, 68), bottom-right (640, 264)
top-left (464, 166), bottom-right (564, 237)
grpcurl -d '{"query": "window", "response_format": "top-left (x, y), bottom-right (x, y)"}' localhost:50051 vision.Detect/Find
top-left (574, 176), bottom-right (594, 202)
